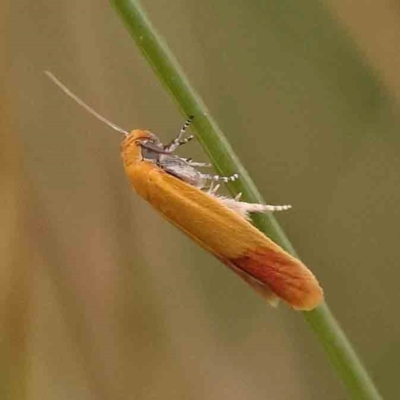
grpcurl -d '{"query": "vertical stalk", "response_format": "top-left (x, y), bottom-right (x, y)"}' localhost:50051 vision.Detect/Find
top-left (111, 1), bottom-right (383, 399)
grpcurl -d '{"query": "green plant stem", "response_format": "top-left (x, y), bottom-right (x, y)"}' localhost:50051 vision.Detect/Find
top-left (111, 1), bottom-right (383, 399)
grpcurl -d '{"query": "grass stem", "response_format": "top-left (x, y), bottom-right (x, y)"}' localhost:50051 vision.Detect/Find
top-left (112, 1), bottom-right (383, 399)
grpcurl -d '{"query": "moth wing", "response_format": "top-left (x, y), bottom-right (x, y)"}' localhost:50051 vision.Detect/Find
top-left (132, 165), bottom-right (322, 310)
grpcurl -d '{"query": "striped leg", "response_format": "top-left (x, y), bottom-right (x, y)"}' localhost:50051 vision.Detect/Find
top-left (204, 172), bottom-right (239, 184)
top-left (164, 115), bottom-right (195, 152)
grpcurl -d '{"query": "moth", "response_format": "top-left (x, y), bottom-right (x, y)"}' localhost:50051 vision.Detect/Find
top-left (46, 71), bottom-right (323, 311)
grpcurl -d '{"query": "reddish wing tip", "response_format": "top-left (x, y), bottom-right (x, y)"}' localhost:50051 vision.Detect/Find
top-left (233, 248), bottom-right (323, 311)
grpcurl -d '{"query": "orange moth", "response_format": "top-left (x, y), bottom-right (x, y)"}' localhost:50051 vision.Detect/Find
top-left (45, 71), bottom-right (323, 311)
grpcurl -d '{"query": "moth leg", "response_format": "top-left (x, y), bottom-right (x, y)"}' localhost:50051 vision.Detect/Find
top-left (207, 182), bottom-right (221, 194)
top-left (181, 157), bottom-right (212, 168)
top-left (187, 161), bottom-right (213, 168)
top-left (235, 192), bottom-right (242, 201)
top-left (261, 204), bottom-right (292, 211)
top-left (203, 172), bottom-right (239, 184)
top-left (164, 115), bottom-right (195, 153)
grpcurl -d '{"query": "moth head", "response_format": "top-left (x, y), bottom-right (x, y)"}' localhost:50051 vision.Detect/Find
top-left (122, 130), bottom-right (164, 166)
top-left (131, 130), bottom-right (158, 143)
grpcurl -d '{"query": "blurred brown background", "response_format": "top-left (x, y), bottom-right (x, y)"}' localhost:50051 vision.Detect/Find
top-left (3, 1), bottom-right (400, 399)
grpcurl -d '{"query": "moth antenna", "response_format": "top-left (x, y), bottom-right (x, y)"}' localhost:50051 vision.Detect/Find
top-left (44, 71), bottom-right (129, 136)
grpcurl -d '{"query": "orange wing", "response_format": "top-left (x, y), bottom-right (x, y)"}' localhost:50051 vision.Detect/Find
top-left (124, 159), bottom-right (323, 311)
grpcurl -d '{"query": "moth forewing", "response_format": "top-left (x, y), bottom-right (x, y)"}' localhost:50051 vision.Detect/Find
top-left (122, 131), bottom-right (323, 311)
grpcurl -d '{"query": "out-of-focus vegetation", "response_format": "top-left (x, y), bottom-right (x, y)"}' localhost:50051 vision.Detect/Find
top-left (3, 1), bottom-right (400, 399)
